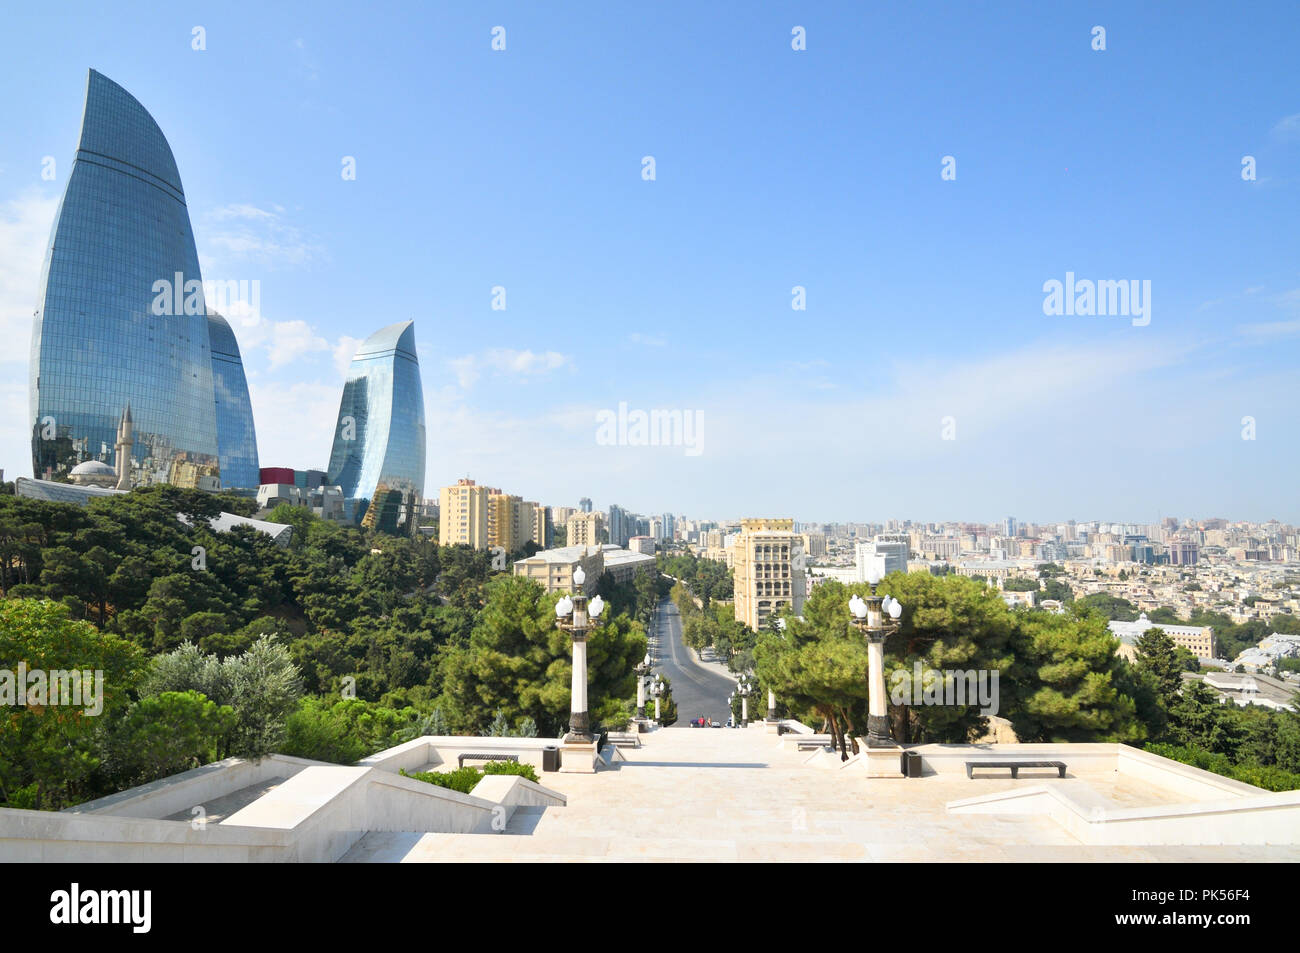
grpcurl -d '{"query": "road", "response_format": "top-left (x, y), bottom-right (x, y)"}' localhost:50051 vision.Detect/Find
top-left (648, 597), bottom-right (736, 725)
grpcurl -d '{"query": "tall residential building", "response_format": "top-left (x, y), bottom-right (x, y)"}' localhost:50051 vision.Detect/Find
top-left (567, 511), bottom-right (604, 547)
top-left (608, 503), bottom-right (632, 548)
top-left (485, 492), bottom-right (538, 552)
top-left (206, 312), bottom-right (260, 489)
top-left (1004, 516), bottom-right (1017, 538)
top-left (578, 497), bottom-right (593, 513)
top-left (662, 512), bottom-right (676, 541)
top-left (855, 535), bottom-right (909, 581)
top-left (31, 70), bottom-right (224, 488)
top-left (327, 321), bottom-right (426, 534)
top-left (532, 505), bottom-right (552, 549)
top-left (439, 478), bottom-right (490, 548)
top-left (733, 518), bottom-right (805, 631)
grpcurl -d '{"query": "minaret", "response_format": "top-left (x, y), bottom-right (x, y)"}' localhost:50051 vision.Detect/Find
top-left (114, 404), bottom-right (133, 490)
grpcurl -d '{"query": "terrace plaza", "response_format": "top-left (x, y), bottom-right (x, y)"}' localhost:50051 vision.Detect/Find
top-left (4, 723), bottom-right (1298, 862)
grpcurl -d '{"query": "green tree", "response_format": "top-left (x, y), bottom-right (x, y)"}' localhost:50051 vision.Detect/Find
top-left (101, 690), bottom-right (236, 788)
top-left (1010, 608), bottom-right (1145, 743)
top-left (142, 636), bottom-right (303, 759)
top-left (438, 575), bottom-right (645, 736)
top-left (1133, 627), bottom-right (1184, 704)
top-left (280, 696), bottom-right (415, 763)
top-left (0, 599), bottom-right (144, 809)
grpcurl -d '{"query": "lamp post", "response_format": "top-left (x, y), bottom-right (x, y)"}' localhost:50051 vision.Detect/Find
top-left (555, 566), bottom-right (605, 744)
top-left (736, 674), bottom-right (755, 727)
top-left (650, 674), bottom-right (665, 722)
top-left (767, 617), bottom-right (786, 722)
top-left (849, 567), bottom-right (903, 748)
top-left (634, 651), bottom-right (652, 719)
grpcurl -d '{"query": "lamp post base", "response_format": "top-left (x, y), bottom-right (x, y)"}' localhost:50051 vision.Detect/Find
top-left (866, 714), bottom-right (896, 748)
top-left (565, 711), bottom-right (593, 745)
top-left (859, 742), bottom-right (906, 777)
top-left (558, 738), bottom-right (600, 773)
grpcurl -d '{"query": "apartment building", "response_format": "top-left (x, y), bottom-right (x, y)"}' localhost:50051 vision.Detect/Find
top-left (733, 518), bottom-right (806, 631)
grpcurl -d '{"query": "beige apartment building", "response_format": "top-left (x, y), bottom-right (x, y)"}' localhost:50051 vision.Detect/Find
top-left (514, 545), bottom-right (604, 596)
top-left (567, 511), bottom-right (604, 547)
top-left (439, 479), bottom-right (490, 548)
top-left (733, 518), bottom-right (805, 631)
top-left (440, 479), bottom-right (540, 552)
top-left (512, 543), bottom-right (656, 596)
top-left (487, 492), bottom-right (539, 552)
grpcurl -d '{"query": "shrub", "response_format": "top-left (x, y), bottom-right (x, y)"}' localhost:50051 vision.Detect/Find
top-left (400, 766), bottom-right (484, 794)
top-left (1144, 742), bottom-right (1300, 792)
top-left (482, 760), bottom-right (539, 783)
top-left (400, 759), bottom-right (539, 793)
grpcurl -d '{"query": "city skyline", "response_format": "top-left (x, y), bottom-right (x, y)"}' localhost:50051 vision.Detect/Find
top-left (1, 3), bottom-right (1297, 520)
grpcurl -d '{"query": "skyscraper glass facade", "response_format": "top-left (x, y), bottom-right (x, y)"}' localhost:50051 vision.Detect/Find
top-left (30, 69), bottom-right (221, 488)
top-left (207, 312), bottom-right (260, 489)
top-left (326, 321), bottom-right (426, 533)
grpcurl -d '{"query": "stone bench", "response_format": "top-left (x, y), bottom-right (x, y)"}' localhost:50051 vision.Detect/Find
top-left (966, 760), bottom-right (1066, 780)
top-left (457, 753), bottom-right (520, 769)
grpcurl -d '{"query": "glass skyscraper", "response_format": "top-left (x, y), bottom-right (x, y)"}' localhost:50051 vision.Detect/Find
top-left (30, 69), bottom-right (223, 488)
top-left (326, 321), bottom-right (426, 533)
top-left (207, 311), bottom-right (260, 489)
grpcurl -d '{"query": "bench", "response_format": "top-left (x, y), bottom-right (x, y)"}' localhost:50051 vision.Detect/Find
top-left (457, 753), bottom-right (520, 768)
top-left (965, 760), bottom-right (1066, 779)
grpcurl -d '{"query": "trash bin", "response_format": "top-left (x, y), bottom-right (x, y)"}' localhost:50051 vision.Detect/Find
top-left (902, 750), bottom-right (922, 778)
top-left (542, 745), bottom-right (560, 772)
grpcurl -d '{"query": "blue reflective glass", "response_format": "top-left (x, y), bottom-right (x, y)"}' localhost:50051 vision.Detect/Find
top-left (30, 70), bottom-right (222, 488)
top-left (326, 321), bottom-right (426, 533)
top-left (207, 312), bottom-right (260, 489)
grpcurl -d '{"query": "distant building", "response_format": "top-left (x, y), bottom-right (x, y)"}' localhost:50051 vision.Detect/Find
top-left (733, 518), bottom-right (805, 630)
top-left (608, 504), bottom-right (633, 548)
top-left (628, 535), bottom-right (656, 556)
top-left (440, 479), bottom-right (490, 548)
top-left (326, 321), bottom-right (426, 534)
top-left (567, 511), bottom-right (604, 548)
top-left (513, 543), bottom-right (655, 595)
top-left (31, 71), bottom-right (224, 491)
top-left (1108, 613), bottom-right (1216, 659)
top-left (855, 535), bottom-right (909, 581)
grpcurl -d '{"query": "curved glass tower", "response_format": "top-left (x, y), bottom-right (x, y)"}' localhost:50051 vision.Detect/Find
top-left (326, 321), bottom-right (426, 534)
top-left (30, 69), bottom-right (221, 488)
top-left (207, 311), bottom-right (260, 489)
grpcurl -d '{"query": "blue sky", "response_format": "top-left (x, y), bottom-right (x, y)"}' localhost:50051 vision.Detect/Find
top-left (1, 1), bottom-right (1297, 524)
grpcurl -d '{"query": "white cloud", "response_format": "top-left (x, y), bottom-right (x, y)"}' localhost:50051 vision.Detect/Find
top-left (1239, 318), bottom-right (1300, 339)
top-left (1271, 112), bottom-right (1300, 141)
top-left (195, 203), bottom-right (324, 273)
top-left (264, 319), bottom-right (329, 369)
top-left (333, 335), bottom-right (363, 377)
top-left (0, 192), bottom-right (59, 360)
top-left (247, 379), bottom-right (339, 470)
top-left (448, 348), bottom-right (572, 389)
top-left (628, 332), bottom-right (666, 348)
